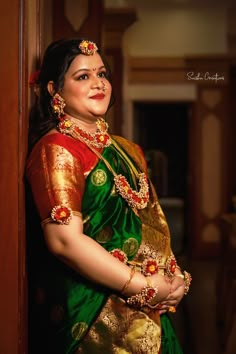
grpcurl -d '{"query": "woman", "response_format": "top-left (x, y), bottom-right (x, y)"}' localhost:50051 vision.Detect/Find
top-left (26, 38), bottom-right (191, 354)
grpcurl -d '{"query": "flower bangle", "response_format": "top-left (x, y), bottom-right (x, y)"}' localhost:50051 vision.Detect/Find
top-left (110, 249), bottom-right (128, 264)
top-left (165, 255), bottom-right (177, 277)
top-left (41, 206), bottom-right (82, 226)
top-left (51, 205), bottom-right (73, 224)
top-left (183, 271), bottom-right (192, 295)
top-left (142, 258), bottom-right (159, 276)
top-left (126, 285), bottom-right (158, 309)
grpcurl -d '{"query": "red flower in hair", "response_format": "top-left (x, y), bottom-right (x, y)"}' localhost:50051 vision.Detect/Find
top-left (29, 70), bottom-right (40, 87)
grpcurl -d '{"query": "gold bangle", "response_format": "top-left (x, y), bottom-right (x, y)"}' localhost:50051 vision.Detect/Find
top-left (146, 276), bottom-right (153, 287)
top-left (176, 274), bottom-right (184, 279)
top-left (120, 268), bottom-right (136, 295)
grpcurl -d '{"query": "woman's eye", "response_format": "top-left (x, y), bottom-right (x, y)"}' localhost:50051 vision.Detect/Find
top-left (98, 72), bottom-right (107, 78)
top-left (77, 74), bottom-right (88, 80)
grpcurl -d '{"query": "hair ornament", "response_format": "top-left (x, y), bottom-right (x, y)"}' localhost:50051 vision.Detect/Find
top-left (79, 40), bottom-right (98, 56)
top-left (29, 69), bottom-right (41, 96)
top-left (29, 70), bottom-right (40, 88)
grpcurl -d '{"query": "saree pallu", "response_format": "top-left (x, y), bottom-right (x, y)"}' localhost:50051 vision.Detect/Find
top-left (26, 133), bottom-right (183, 354)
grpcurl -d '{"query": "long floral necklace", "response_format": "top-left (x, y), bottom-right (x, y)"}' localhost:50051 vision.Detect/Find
top-left (57, 116), bottom-right (149, 210)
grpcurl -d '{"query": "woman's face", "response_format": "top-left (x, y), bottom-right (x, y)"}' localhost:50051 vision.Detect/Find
top-left (60, 52), bottom-right (112, 122)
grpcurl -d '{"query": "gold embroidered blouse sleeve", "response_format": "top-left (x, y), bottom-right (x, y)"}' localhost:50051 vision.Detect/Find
top-left (27, 143), bottom-right (85, 221)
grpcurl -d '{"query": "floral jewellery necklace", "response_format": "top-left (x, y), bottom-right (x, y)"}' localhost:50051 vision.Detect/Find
top-left (58, 115), bottom-right (111, 148)
top-left (57, 116), bottom-right (150, 210)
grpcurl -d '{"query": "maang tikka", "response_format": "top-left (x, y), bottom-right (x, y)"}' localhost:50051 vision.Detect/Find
top-left (51, 93), bottom-right (66, 118)
top-left (79, 40), bottom-right (98, 56)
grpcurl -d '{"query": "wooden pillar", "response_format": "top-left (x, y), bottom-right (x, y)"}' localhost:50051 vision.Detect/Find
top-left (53, 0), bottom-right (104, 46)
top-left (103, 7), bottom-right (137, 135)
top-left (0, 0), bottom-right (28, 353)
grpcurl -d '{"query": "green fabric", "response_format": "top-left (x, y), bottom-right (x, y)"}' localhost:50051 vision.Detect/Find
top-left (160, 314), bottom-right (183, 354)
top-left (82, 145), bottom-right (142, 254)
top-left (62, 145), bottom-right (142, 353)
top-left (39, 143), bottom-right (143, 354)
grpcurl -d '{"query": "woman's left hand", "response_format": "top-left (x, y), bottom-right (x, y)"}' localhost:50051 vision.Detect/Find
top-left (157, 274), bottom-right (185, 314)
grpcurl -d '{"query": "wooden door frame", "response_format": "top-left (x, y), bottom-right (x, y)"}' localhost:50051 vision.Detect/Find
top-left (19, 0), bottom-right (29, 352)
top-left (0, 0), bottom-right (29, 352)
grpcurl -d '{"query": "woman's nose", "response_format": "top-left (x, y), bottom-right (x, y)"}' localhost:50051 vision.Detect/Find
top-left (92, 77), bottom-right (106, 90)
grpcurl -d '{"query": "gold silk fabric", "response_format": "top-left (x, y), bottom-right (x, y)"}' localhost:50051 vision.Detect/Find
top-left (26, 135), bottom-right (90, 220)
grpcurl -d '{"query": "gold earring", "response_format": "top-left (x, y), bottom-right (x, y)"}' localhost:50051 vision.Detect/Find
top-left (51, 93), bottom-right (66, 118)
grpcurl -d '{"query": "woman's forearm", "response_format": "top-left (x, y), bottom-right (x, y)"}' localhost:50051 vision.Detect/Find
top-left (43, 216), bottom-right (146, 295)
top-left (43, 216), bottom-right (172, 299)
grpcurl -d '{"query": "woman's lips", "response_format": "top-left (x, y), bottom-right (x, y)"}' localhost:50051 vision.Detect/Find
top-left (90, 93), bottom-right (105, 99)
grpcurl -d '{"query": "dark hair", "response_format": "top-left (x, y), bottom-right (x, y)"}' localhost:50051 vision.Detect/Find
top-left (28, 38), bottom-right (115, 151)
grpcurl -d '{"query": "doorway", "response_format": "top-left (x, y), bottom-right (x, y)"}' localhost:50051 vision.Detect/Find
top-left (133, 101), bottom-right (191, 255)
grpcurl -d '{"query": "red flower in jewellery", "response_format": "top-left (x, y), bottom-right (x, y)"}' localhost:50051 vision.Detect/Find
top-left (165, 255), bottom-right (177, 277)
top-left (79, 40), bottom-right (98, 56)
top-left (57, 116), bottom-right (111, 148)
top-left (58, 117), bottom-right (73, 130)
top-left (51, 205), bottom-right (72, 225)
top-left (114, 173), bottom-right (149, 210)
top-left (110, 249), bottom-right (128, 263)
top-left (74, 126), bottom-right (111, 148)
top-left (142, 258), bottom-right (159, 276)
top-left (145, 287), bottom-right (157, 302)
top-left (127, 285), bottom-right (159, 308)
top-left (95, 132), bottom-right (110, 145)
top-left (56, 116), bottom-right (149, 210)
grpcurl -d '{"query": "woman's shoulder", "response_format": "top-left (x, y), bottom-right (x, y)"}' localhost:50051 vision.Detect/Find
top-left (26, 132), bottom-right (97, 176)
top-left (26, 133), bottom-right (75, 172)
top-left (37, 131), bottom-right (73, 147)
top-left (29, 132), bottom-right (88, 157)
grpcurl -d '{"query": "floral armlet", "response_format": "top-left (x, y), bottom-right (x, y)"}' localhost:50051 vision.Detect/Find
top-left (41, 205), bottom-right (82, 226)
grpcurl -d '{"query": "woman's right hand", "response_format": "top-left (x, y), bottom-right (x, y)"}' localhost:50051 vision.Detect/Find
top-left (150, 273), bottom-right (172, 304)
